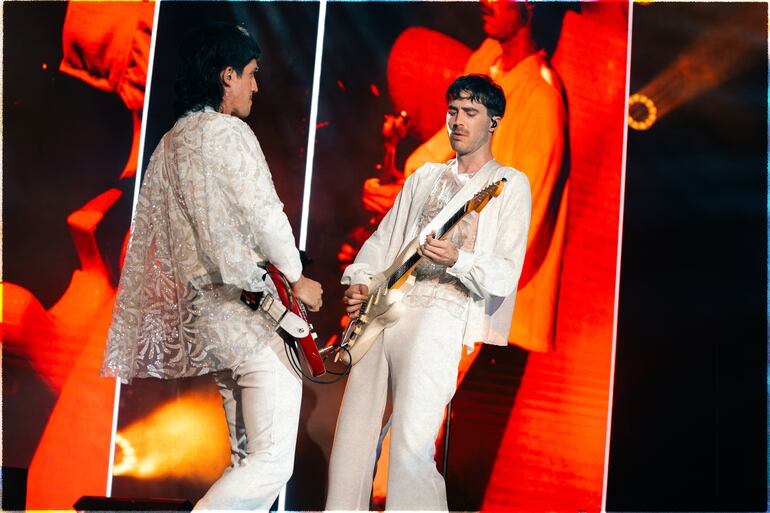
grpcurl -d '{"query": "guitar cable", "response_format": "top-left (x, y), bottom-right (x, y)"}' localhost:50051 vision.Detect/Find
top-left (283, 337), bottom-right (352, 384)
top-left (262, 267), bottom-right (353, 384)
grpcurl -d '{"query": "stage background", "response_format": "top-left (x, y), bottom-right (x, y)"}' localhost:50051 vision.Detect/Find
top-left (2, 2), bottom-right (767, 512)
top-left (3, 1), bottom-right (152, 508)
top-left (607, 3), bottom-right (767, 511)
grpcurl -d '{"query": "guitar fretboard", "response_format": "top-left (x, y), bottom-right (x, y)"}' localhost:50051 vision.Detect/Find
top-left (385, 203), bottom-right (470, 289)
top-left (387, 251), bottom-right (421, 289)
top-left (434, 205), bottom-right (468, 240)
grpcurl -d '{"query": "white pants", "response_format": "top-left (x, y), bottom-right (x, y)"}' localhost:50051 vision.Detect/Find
top-left (327, 306), bottom-right (465, 511)
top-left (194, 332), bottom-right (302, 511)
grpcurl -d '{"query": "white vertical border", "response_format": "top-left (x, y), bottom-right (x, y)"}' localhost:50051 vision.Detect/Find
top-left (601, 1), bottom-right (634, 511)
top-left (277, 1), bottom-right (327, 509)
top-left (105, 0), bottom-right (162, 497)
top-left (0, 0), bottom-right (5, 478)
top-left (298, 0), bottom-right (328, 252)
top-left (130, 1), bottom-right (162, 216)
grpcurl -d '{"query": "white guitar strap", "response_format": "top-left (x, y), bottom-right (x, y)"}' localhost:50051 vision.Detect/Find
top-left (257, 293), bottom-right (312, 339)
top-left (418, 158), bottom-right (503, 244)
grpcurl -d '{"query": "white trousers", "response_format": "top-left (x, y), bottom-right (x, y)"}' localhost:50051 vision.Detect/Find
top-left (194, 332), bottom-right (302, 511)
top-left (327, 305), bottom-right (465, 511)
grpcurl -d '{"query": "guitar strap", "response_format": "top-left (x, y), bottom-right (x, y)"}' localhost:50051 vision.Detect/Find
top-left (241, 290), bottom-right (312, 339)
top-left (260, 293), bottom-right (312, 338)
top-left (418, 158), bottom-right (503, 244)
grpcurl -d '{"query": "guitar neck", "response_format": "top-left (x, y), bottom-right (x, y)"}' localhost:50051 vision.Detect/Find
top-left (384, 202), bottom-right (470, 290)
top-left (373, 177), bottom-right (505, 293)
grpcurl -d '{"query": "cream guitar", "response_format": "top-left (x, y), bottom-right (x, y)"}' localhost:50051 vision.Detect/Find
top-left (336, 178), bottom-right (508, 365)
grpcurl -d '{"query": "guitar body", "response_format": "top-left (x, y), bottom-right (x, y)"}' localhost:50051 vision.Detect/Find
top-left (266, 263), bottom-right (326, 377)
top-left (338, 277), bottom-right (413, 365)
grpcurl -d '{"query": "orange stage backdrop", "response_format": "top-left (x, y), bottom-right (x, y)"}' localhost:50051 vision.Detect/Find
top-left (4, 3), bottom-right (766, 512)
top-left (5, 2), bottom-right (627, 511)
top-left (3, 2), bottom-right (154, 509)
top-left (482, 5), bottom-right (628, 510)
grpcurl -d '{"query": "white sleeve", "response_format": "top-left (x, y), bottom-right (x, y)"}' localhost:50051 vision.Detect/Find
top-left (198, 118), bottom-right (302, 289)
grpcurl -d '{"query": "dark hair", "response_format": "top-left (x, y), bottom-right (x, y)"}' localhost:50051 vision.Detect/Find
top-left (530, 3), bottom-right (575, 57)
top-left (174, 23), bottom-right (260, 118)
top-left (445, 74), bottom-right (506, 118)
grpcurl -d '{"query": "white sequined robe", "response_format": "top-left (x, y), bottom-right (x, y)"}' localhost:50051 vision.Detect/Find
top-left (102, 110), bottom-right (302, 383)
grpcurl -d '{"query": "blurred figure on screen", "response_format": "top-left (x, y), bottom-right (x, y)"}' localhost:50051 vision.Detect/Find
top-left (405, 0), bottom-right (569, 354)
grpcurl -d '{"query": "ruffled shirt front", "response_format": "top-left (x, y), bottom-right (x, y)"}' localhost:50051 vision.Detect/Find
top-left (406, 166), bottom-right (479, 319)
top-left (102, 110), bottom-right (302, 382)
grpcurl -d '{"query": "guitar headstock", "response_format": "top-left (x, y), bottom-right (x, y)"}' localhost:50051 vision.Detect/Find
top-left (468, 177), bottom-right (507, 213)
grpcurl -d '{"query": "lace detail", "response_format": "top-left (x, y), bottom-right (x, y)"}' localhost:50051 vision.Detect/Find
top-left (102, 111), bottom-right (301, 382)
top-left (405, 167), bottom-right (478, 319)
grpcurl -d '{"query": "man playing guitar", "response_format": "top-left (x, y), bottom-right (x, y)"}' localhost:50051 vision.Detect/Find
top-left (101, 23), bottom-right (322, 510)
top-left (326, 74), bottom-right (532, 511)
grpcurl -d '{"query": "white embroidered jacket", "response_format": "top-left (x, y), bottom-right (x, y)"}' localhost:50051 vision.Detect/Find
top-left (343, 159), bottom-right (532, 350)
top-left (102, 110), bottom-right (302, 382)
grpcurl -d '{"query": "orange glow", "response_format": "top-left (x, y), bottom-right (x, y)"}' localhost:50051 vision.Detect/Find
top-left (11, 3), bottom-right (155, 508)
top-left (112, 434), bottom-right (138, 475)
top-left (628, 93), bottom-right (657, 131)
top-left (114, 390), bottom-right (230, 482)
top-left (21, 189), bottom-right (125, 509)
top-left (387, 27), bottom-right (471, 141)
top-left (631, 8), bottom-right (757, 127)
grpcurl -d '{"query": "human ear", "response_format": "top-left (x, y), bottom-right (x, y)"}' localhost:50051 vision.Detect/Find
top-left (221, 66), bottom-right (235, 86)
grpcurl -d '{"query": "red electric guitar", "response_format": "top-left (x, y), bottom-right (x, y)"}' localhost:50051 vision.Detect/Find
top-left (241, 263), bottom-right (326, 377)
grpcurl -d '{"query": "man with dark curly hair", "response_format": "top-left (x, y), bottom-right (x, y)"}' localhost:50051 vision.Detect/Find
top-left (102, 23), bottom-right (322, 509)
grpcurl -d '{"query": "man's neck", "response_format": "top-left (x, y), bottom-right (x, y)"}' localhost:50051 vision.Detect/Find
top-left (456, 147), bottom-right (494, 175)
top-left (497, 28), bottom-right (538, 72)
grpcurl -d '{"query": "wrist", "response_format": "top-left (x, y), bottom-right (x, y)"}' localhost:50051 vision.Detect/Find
top-left (448, 249), bottom-right (474, 276)
top-left (450, 248), bottom-right (459, 267)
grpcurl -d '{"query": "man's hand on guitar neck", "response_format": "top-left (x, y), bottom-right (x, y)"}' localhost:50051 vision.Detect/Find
top-left (291, 275), bottom-right (323, 312)
top-left (418, 231), bottom-right (459, 267)
top-left (343, 284), bottom-right (369, 319)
